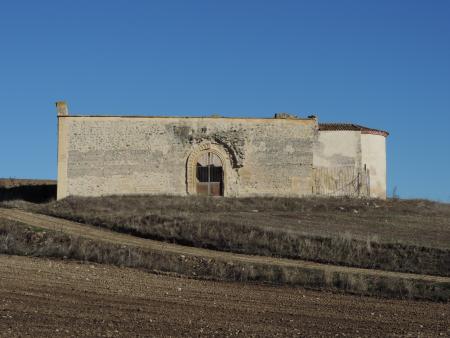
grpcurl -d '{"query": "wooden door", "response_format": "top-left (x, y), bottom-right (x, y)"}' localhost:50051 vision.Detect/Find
top-left (196, 152), bottom-right (223, 196)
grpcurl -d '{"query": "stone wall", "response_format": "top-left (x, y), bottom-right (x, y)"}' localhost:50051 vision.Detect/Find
top-left (57, 116), bottom-right (317, 199)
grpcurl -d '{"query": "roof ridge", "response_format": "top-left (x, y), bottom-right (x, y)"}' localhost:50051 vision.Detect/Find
top-left (318, 122), bottom-right (389, 137)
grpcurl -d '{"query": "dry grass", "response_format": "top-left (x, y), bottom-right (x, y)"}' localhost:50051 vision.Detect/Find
top-left (0, 178), bottom-right (56, 188)
top-left (1, 218), bottom-right (448, 301)
top-left (7, 195), bottom-right (450, 277)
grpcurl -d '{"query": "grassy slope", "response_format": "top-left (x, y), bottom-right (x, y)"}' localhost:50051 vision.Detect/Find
top-left (8, 195), bottom-right (449, 276)
top-left (1, 217), bottom-right (449, 302)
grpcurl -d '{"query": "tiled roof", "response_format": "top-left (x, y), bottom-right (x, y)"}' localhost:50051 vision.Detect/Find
top-left (319, 123), bottom-right (389, 137)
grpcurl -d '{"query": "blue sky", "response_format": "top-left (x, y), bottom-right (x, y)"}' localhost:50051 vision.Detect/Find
top-left (0, 1), bottom-right (449, 201)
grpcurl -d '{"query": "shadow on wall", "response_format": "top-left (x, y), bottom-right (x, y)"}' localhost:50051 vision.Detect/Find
top-left (0, 184), bottom-right (57, 203)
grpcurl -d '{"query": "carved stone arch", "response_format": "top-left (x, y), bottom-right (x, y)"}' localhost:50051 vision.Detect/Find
top-left (186, 142), bottom-right (229, 195)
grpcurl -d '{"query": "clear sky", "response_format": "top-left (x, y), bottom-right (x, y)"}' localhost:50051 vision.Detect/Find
top-left (1, 1), bottom-right (449, 201)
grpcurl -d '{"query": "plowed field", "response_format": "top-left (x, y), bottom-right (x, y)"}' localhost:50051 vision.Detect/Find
top-left (0, 255), bottom-right (449, 337)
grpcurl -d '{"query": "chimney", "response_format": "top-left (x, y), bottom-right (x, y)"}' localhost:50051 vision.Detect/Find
top-left (274, 112), bottom-right (298, 119)
top-left (56, 101), bottom-right (69, 116)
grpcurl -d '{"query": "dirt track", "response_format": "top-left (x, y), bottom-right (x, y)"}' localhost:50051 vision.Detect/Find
top-left (0, 255), bottom-right (449, 337)
top-left (1, 208), bottom-right (449, 285)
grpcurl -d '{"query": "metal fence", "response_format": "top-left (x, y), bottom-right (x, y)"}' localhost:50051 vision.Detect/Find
top-left (313, 166), bottom-right (370, 197)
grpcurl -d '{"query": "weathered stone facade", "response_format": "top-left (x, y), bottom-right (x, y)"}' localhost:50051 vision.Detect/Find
top-left (56, 103), bottom-right (388, 199)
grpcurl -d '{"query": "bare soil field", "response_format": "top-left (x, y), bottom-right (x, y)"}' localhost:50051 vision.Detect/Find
top-left (0, 255), bottom-right (449, 338)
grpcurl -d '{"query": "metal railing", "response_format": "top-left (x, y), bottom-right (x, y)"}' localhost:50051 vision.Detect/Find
top-left (313, 166), bottom-right (370, 197)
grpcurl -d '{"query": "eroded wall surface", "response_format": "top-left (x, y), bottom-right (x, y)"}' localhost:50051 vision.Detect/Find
top-left (57, 117), bottom-right (316, 199)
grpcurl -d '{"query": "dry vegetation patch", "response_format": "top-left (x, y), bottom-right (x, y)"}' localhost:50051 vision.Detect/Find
top-left (1, 218), bottom-right (449, 301)
top-left (7, 195), bottom-right (450, 277)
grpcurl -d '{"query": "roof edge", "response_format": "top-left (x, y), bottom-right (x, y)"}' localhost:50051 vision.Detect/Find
top-left (318, 123), bottom-right (389, 137)
top-left (57, 115), bottom-right (316, 121)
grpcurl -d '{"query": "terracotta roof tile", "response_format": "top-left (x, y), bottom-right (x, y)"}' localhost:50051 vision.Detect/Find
top-left (319, 123), bottom-right (389, 137)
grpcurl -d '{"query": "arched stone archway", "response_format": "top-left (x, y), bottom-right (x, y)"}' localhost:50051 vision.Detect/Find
top-left (186, 143), bottom-right (229, 196)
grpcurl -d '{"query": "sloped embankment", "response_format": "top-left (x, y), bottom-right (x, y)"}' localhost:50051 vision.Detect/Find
top-left (17, 195), bottom-right (450, 277)
top-left (0, 207), bottom-right (449, 301)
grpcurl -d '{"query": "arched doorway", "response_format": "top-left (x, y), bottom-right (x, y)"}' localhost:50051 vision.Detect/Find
top-left (195, 151), bottom-right (224, 196)
top-left (186, 143), bottom-right (228, 196)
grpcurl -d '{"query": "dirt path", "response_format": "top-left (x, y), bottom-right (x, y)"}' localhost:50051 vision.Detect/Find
top-left (0, 255), bottom-right (448, 337)
top-left (1, 207), bottom-right (449, 285)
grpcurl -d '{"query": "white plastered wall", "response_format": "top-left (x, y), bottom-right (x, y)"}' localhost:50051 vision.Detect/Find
top-left (313, 131), bottom-right (361, 168)
top-left (361, 133), bottom-right (387, 199)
